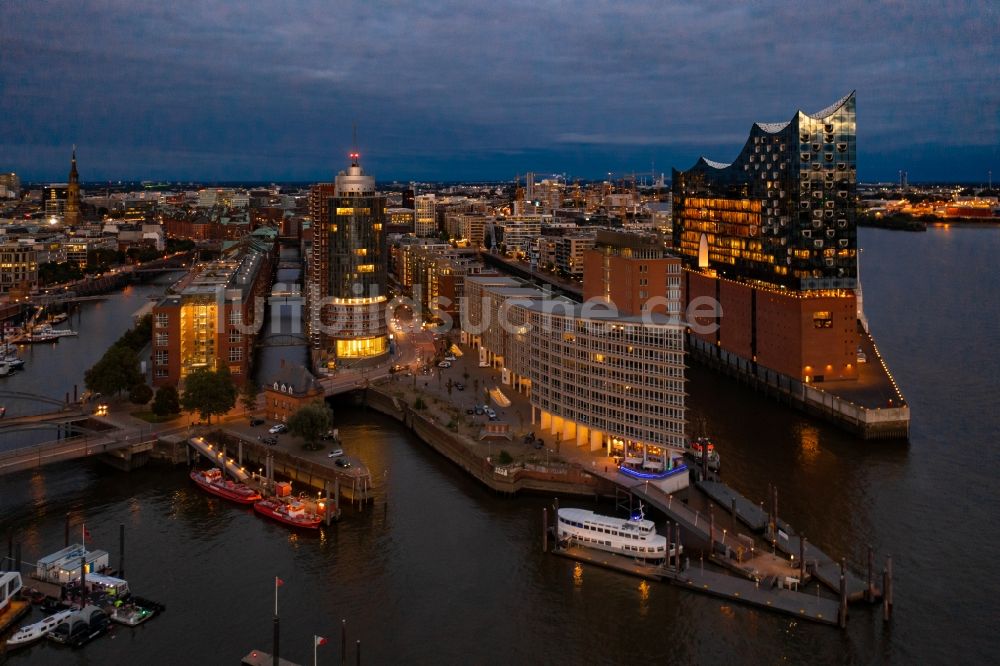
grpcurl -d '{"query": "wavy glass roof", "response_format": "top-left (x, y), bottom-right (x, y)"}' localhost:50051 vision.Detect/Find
top-left (684, 92), bottom-right (855, 173)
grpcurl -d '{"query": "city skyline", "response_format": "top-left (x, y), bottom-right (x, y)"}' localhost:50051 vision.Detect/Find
top-left (2, 1), bottom-right (997, 183)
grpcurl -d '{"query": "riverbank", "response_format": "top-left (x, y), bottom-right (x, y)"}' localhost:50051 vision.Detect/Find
top-left (364, 386), bottom-right (611, 497)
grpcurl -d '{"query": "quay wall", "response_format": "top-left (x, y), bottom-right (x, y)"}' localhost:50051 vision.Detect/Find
top-left (687, 335), bottom-right (909, 440)
top-left (365, 388), bottom-right (610, 497)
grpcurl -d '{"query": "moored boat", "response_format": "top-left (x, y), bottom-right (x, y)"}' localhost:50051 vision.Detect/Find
top-left (557, 507), bottom-right (681, 562)
top-left (110, 603), bottom-right (156, 627)
top-left (253, 498), bottom-right (322, 529)
top-left (191, 468), bottom-right (262, 504)
top-left (685, 437), bottom-right (721, 471)
top-left (6, 609), bottom-right (73, 649)
top-left (47, 605), bottom-right (110, 647)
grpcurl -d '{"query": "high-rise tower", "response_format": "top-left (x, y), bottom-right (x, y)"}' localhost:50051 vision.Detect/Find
top-left (64, 147), bottom-right (81, 227)
top-left (309, 151), bottom-right (389, 369)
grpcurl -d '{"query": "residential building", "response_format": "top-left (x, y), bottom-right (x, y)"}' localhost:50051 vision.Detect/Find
top-left (498, 216), bottom-right (542, 255)
top-left (151, 236), bottom-right (275, 387)
top-left (263, 361), bottom-right (323, 423)
top-left (0, 243), bottom-right (38, 295)
top-left (583, 230), bottom-right (681, 317)
top-left (386, 207), bottom-right (414, 234)
top-left (414, 194), bottom-right (437, 237)
top-left (0, 173), bottom-right (19, 199)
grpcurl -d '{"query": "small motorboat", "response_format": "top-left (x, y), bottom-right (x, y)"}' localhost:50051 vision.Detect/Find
top-left (685, 437), bottom-right (721, 471)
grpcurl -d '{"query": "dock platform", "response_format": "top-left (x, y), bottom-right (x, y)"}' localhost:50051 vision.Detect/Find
top-left (551, 545), bottom-right (668, 581)
top-left (552, 544), bottom-right (840, 627)
top-left (697, 480), bottom-right (769, 532)
top-left (694, 479), bottom-right (875, 602)
top-left (0, 598), bottom-right (31, 635)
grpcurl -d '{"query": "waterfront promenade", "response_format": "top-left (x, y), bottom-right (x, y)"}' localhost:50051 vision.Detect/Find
top-left (379, 336), bottom-right (881, 603)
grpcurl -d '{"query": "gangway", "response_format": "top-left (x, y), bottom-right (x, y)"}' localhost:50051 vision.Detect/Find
top-left (188, 436), bottom-right (250, 482)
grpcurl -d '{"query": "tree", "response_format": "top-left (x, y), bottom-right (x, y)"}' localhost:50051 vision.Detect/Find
top-left (287, 401), bottom-right (332, 451)
top-left (181, 367), bottom-right (237, 424)
top-left (84, 344), bottom-right (143, 396)
top-left (240, 381), bottom-right (260, 414)
top-left (151, 385), bottom-right (180, 417)
top-left (129, 383), bottom-right (153, 405)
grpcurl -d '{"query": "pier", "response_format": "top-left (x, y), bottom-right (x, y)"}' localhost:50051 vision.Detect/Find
top-left (695, 479), bottom-right (876, 602)
top-left (187, 433), bottom-right (370, 509)
top-left (545, 510), bottom-right (842, 627)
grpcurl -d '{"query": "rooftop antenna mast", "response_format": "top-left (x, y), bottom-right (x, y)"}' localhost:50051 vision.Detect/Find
top-left (350, 123), bottom-right (359, 166)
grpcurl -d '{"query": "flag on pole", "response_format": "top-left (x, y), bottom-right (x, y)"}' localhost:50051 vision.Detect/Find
top-left (274, 576), bottom-right (284, 616)
top-left (314, 634), bottom-right (327, 666)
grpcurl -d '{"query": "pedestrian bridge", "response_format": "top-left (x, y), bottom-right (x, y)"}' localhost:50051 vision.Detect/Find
top-left (0, 422), bottom-right (174, 477)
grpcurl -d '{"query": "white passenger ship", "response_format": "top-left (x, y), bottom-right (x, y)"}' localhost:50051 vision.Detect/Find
top-left (557, 507), bottom-right (680, 561)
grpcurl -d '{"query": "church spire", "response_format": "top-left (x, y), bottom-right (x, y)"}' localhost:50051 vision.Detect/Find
top-left (65, 146), bottom-right (81, 226)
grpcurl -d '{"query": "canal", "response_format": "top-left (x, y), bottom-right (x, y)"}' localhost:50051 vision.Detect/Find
top-left (0, 275), bottom-right (183, 453)
top-left (1, 226), bottom-right (998, 663)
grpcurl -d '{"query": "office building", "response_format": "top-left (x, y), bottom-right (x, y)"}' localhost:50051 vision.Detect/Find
top-left (308, 152), bottom-right (388, 367)
top-left (464, 275), bottom-right (686, 473)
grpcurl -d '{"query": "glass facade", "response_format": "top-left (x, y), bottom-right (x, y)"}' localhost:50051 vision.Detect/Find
top-left (321, 157), bottom-right (389, 363)
top-left (673, 93), bottom-right (857, 291)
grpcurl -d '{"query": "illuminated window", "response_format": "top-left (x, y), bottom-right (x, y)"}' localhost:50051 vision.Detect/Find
top-left (813, 311), bottom-right (833, 329)
top-left (336, 336), bottom-right (387, 358)
top-left (357, 264), bottom-right (375, 273)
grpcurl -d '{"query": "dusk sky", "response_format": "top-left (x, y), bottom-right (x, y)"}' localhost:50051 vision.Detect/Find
top-left (2, 1), bottom-right (996, 183)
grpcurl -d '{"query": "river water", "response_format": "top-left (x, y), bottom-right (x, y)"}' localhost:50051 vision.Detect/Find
top-left (1, 227), bottom-right (998, 664)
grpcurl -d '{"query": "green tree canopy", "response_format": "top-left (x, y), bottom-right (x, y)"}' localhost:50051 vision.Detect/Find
top-left (84, 344), bottom-right (143, 396)
top-left (151, 384), bottom-right (181, 417)
top-left (181, 367), bottom-right (237, 424)
top-left (128, 383), bottom-right (153, 405)
top-left (239, 381), bottom-right (260, 414)
top-left (287, 400), bottom-right (332, 451)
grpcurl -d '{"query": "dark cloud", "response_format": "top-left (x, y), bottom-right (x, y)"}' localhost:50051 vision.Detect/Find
top-left (1, 0), bottom-right (996, 182)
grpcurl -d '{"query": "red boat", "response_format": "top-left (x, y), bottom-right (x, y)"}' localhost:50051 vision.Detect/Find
top-left (253, 498), bottom-right (322, 529)
top-left (190, 468), bottom-right (262, 505)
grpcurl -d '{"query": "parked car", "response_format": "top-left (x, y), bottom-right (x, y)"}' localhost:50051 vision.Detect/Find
top-left (438, 361), bottom-right (451, 368)
top-left (444, 354), bottom-right (456, 361)
top-left (455, 383), bottom-right (465, 391)
top-left (474, 407), bottom-right (484, 416)
top-left (334, 457), bottom-right (352, 469)
top-left (327, 448), bottom-right (344, 458)
top-left (269, 423), bottom-right (288, 434)
top-left (250, 417), bottom-right (265, 426)
top-left (319, 429), bottom-right (338, 440)
top-left (466, 408), bottom-right (475, 415)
